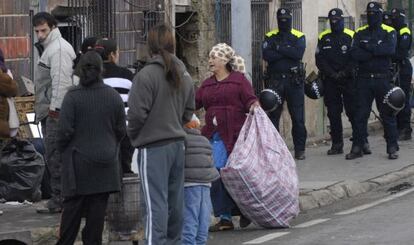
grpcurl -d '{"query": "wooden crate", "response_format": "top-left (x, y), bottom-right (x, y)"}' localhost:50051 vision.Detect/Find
top-left (14, 96), bottom-right (35, 139)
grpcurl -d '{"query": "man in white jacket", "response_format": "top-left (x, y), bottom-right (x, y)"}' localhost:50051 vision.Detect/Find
top-left (32, 12), bottom-right (76, 213)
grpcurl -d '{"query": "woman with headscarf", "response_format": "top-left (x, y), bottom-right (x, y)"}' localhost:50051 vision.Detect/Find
top-left (196, 43), bottom-right (259, 231)
top-left (56, 51), bottom-right (126, 245)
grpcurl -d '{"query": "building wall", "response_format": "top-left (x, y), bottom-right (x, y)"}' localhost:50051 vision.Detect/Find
top-left (0, 0), bottom-right (31, 81)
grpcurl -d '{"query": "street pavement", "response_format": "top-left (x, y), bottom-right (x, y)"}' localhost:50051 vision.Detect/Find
top-left (208, 176), bottom-right (414, 245)
top-left (1, 131), bottom-right (414, 244)
top-left (242, 185), bottom-right (414, 245)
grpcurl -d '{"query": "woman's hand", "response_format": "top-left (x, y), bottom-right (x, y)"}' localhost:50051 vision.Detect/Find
top-left (249, 101), bottom-right (260, 114)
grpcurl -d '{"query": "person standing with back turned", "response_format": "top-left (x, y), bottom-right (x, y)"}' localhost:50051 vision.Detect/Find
top-left (127, 24), bottom-right (195, 245)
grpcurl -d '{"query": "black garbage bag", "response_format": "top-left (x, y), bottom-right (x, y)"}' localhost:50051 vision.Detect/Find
top-left (0, 138), bottom-right (45, 202)
top-left (28, 137), bottom-right (52, 199)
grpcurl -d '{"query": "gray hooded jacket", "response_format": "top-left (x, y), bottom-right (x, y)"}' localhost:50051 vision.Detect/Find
top-left (127, 54), bottom-right (195, 147)
top-left (184, 127), bottom-right (219, 183)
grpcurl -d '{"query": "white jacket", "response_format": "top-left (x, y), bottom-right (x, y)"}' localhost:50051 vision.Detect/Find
top-left (34, 28), bottom-right (76, 122)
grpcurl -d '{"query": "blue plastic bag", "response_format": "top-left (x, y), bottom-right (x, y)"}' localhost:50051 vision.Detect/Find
top-left (210, 132), bottom-right (228, 169)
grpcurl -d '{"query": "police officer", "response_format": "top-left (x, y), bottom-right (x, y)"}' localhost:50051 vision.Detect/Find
top-left (383, 11), bottom-right (393, 26)
top-left (347, 2), bottom-right (399, 160)
top-left (316, 8), bottom-right (355, 155)
top-left (391, 8), bottom-right (413, 140)
top-left (262, 8), bottom-right (307, 160)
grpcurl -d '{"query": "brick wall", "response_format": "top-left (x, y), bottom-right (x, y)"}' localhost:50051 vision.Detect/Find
top-left (0, 0), bottom-right (31, 79)
top-left (114, 0), bottom-right (164, 66)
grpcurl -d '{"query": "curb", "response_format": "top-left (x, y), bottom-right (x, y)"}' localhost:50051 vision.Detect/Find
top-left (299, 164), bottom-right (414, 211)
top-left (305, 120), bottom-right (383, 148)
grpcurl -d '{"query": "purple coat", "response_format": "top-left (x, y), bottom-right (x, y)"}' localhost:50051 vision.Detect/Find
top-left (196, 71), bottom-right (257, 153)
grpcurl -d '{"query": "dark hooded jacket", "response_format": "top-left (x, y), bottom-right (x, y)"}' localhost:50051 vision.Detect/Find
top-left (57, 53), bottom-right (125, 197)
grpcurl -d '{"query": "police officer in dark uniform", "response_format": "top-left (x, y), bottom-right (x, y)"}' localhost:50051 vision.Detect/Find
top-left (346, 2), bottom-right (399, 160)
top-left (316, 8), bottom-right (355, 155)
top-left (262, 8), bottom-right (307, 160)
top-left (391, 8), bottom-right (413, 140)
top-left (383, 11), bottom-right (393, 26)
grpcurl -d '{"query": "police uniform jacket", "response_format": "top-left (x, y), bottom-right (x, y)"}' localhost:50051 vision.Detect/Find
top-left (316, 28), bottom-right (354, 78)
top-left (393, 25), bottom-right (413, 75)
top-left (262, 28), bottom-right (306, 74)
top-left (351, 24), bottom-right (397, 74)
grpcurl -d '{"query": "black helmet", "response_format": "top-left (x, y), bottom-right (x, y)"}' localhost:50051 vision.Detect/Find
top-left (383, 86), bottom-right (406, 115)
top-left (305, 77), bottom-right (324, 99)
top-left (259, 89), bottom-right (283, 112)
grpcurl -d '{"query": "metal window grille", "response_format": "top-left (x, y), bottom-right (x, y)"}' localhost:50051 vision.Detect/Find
top-left (66, 0), bottom-right (116, 51)
top-left (141, 10), bottom-right (163, 43)
top-left (318, 16), bottom-right (355, 32)
top-left (280, 0), bottom-right (302, 31)
top-left (214, 0), bottom-right (271, 94)
top-left (63, 0), bottom-right (163, 67)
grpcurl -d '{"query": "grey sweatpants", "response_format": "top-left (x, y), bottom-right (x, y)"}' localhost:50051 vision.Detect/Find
top-left (138, 140), bottom-right (185, 245)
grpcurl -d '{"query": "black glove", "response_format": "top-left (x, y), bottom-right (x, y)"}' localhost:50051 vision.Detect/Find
top-left (337, 71), bottom-right (347, 79)
top-left (331, 72), bottom-right (341, 80)
top-left (360, 40), bottom-right (375, 52)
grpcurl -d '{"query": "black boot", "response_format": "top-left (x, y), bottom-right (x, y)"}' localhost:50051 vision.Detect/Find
top-left (345, 146), bottom-right (363, 160)
top-left (327, 142), bottom-right (344, 155)
top-left (362, 142), bottom-right (372, 155)
top-left (388, 146), bottom-right (399, 160)
top-left (398, 128), bottom-right (412, 141)
top-left (295, 150), bottom-right (305, 160)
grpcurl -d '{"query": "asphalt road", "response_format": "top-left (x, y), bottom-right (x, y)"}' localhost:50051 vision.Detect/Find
top-left (207, 180), bottom-right (414, 245)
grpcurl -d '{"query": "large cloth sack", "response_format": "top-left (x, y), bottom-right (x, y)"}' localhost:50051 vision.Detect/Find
top-left (0, 138), bottom-right (45, 202)
top-left (221, 107), bottom-right (299, 228)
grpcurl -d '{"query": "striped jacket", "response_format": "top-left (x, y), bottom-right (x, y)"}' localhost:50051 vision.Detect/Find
top-left (102, 62), bottom-right (134, 114)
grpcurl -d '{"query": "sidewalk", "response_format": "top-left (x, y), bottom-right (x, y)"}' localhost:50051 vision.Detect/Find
top-left (298, 133), bottom-right (414, 210)
top-left (1, 131), bottom-right (414, 244)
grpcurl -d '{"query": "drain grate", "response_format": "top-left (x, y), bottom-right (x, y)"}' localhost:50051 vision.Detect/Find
top-left (387, 182), bottom-right (413, 194)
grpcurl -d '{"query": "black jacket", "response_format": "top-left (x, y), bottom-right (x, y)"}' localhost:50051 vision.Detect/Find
top-left (262, 28), bottom-right (306, 73)
top-left (393, 26), bottom-right (413, 75)
top-left (351, 24), bottom-right (397, 74)
top-left (57, 82), bottom-right (126, 197)
top-left (316, 28), bottom-right (354, 77)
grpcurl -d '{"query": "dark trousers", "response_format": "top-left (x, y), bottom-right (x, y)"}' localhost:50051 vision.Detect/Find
top-left (56, 193), bottom-right (110, 245)
top-left (397, 74), bottom-right (412, 134)
top-left (267, 77), bottom-right (307, 151)
top-left (210, 175), bottom-right (240, 217)
top-left (352, 77), bottom-right (398, 153)
top-left (138, 141), bottom-right (185, 245)
top-left (323, 78), bottom-right (355, 144)
top-left (41, 117), bottom-right (62, 208)
top-left (120, 135), bottom-right (134, 174)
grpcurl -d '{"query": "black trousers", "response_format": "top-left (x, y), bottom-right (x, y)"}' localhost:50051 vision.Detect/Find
top-left (120, 135), bottom-right (134, 174)
top-left (396, 74), bottom-right (412, 134)
top-left (267, 77), bottom-right (307, 152)
top-left (56, 193), bottom-right (110, 245)
top-left (323, 78), bottom-right (355, 144)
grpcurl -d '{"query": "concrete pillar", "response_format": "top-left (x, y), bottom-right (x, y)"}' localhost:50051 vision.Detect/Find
top-left (231, 0), bottom-right (252, 76)
top-left (39, 0), bottom-right (47, 11)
